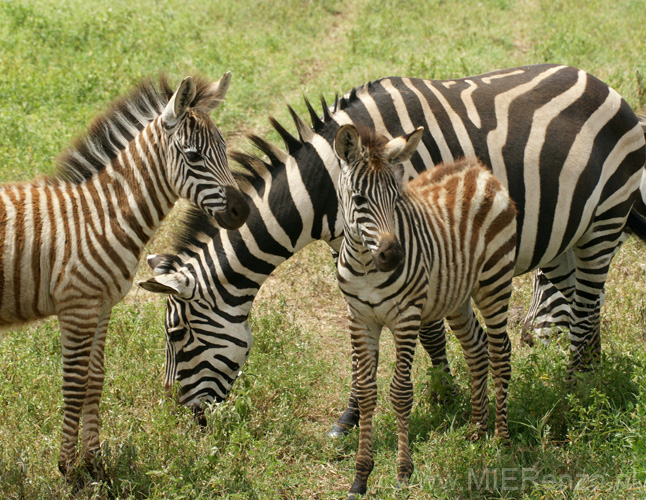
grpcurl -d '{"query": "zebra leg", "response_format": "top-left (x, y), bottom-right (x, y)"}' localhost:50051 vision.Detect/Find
top-left (328, 247), bottom-right (362, 439)
top-left (418, 319), bottom-right (455, 402)
top-left (521, 252), bottom-right (576, 346)
top-left (473, 281), bottom-right (514, 440)
top-left (328, 345), bottom-right (360, 438)
top-left (390, 324), bottom-right (419, 488)
top-left (348, 320), bottom-right (381, 499)
top-left (418, 320), bottom-right (450, 372)
top-left (446, 303), bottom-right (489, 440)
top-left (80, 308), bottom-right (111, 480)
top-left (568, 226), bottom-right (627, 372)
top-left (57, 309), bottom-right (100, 479)
top-left (330, 319), bottom-right (453, 439)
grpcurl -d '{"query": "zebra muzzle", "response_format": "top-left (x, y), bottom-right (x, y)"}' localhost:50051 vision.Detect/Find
top-left (373, 236), bottom-right (404, 272)
top-left (213, 185), bottom-right (250, 230)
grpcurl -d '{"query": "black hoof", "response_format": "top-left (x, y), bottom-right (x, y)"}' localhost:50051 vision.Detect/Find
top-left (328, 423), bottom-right (353, 439)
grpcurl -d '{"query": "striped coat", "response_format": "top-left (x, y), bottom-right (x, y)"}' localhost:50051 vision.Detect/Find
top-left (139, 65), bottom-right (646, 423)
top-left (334, 124), bottom-right (517, 497)
top-left (0, 73), bottom-right (249, 480)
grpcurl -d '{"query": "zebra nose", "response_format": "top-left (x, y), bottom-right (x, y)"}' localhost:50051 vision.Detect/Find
top-left (213, 186), bottom-right (250, 230)
top-left (374, 236), bottom-right (404, 272)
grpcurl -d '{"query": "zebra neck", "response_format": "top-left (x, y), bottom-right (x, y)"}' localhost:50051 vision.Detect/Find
top-left (91, 119), bottom-right (176, 248)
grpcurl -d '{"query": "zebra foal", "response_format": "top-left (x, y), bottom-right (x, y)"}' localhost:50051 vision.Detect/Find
top-left (0, 72), bottom-right (249, 479)
top-left (334, 124), bottom-right (517, 498)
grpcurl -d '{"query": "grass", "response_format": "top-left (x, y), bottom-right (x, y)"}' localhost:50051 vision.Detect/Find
top-left (1, 0), bottom-right (646, 498)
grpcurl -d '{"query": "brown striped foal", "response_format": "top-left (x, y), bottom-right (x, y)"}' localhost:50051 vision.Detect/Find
top-left (334, 124), bottom-right (517, 498)
top-left (0, 72), bottom-right (249, 480)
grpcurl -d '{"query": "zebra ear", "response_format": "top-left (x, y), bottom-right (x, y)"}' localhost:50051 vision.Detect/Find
top-left (392, 164), bottom-right (407, 189)
top-left (334, 124), bottom-right (361, 168)
top-left (146, 254), bottom-right (173, 275)
top-left (385, 126), bottom-right (424, 165)
top-left (200, 71), bottom-right (232, 113)
top-left (138, 269), bottom-right (195, 297)
top-left (161, 76), bottom-right (197, 132)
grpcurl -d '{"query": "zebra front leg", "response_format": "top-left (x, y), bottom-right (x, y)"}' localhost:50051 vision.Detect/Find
top-left (446, 303), bottom-right (489, 440)
top-left (330, 319), bottom-right (453, 439)
top-left (348, 321), bottom-right (381, 499)
top-left (328, 248), bottom-right (361, 439)
top-left (80, 308), bottom-right (111, 480)
top-left (328, 344), bottom-right (360, 438)
top-left (57, 308), bottom-right (100, 479)
top-left (390, 324), bottom-right (419, 489)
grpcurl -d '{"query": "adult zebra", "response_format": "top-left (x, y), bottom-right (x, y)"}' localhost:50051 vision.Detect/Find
top-left (140, 65), bottom-right (646, 427)
top-left (0, 72), bottom-right (249, 479)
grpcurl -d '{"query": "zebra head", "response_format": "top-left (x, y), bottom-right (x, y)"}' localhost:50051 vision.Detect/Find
top-left (161, 73), bottom-right (250, 230)
top-left (334, 124), bottom-right (424, 272)
top-left (139, 254), bottom-right (252, 412)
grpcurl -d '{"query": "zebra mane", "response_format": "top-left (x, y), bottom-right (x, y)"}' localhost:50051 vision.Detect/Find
top-left (229, 80), bottom-right (377, 176)
top-left (171, 80), bottom-right (381, 249)
top-left (171, 206), bottom-right (219, 254)
top-left (54, 74), bottom-right (223, 184)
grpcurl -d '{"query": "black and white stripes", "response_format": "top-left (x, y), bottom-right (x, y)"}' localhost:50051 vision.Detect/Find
top-left (140, 65), bottom-right (646, 421)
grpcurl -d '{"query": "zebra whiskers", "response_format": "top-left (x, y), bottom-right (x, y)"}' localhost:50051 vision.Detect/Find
top-left (334, 124), bottom-right (517, 498)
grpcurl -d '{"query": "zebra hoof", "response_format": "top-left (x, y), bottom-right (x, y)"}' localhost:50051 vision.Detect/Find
top-left (395, 478), bottom-right (410, 490)
top-left (328, 423), bottom-right (353, 439)
top-left (468, 426), bottom-right (487, 442)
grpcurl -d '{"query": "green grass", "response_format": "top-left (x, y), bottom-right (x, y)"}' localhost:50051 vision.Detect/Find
top-left (2, 0), bottom-right (646, 498)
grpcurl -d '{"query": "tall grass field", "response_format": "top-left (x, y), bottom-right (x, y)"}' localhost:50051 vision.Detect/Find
top-left (2, 0), bottom-right (646, 498)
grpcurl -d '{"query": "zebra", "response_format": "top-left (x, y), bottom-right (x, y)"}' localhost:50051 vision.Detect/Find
top-left (139, 65), bottom-right (646, 431)
top-left (518, 116), bottom-right (646, 347)
top-left (333, 124), bottom-right (517, 498)
top-left (0, 72), bottom-right (249, 480)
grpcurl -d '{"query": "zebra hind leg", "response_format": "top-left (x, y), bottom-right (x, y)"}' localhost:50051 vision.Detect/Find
top-left (57, 307), bottom-right (106, 485)
top-left (446, 303), bottom-right (490, 440)
top-left (520, 253), bottom-right (576, 347)
top-left (473, 276), bottom-right (514, 441)
top-left (418, 319), bottom-right (456, 403)
top-left (568, 225), bottom-right (627, 374)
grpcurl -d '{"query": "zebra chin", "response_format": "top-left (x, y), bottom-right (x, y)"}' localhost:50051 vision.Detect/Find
top-left (210, 185), bottom-right (250, 230)
top-left (372, 235), bottom-right (404, 272)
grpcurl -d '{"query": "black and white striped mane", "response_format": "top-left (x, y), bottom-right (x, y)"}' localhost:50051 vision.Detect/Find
top-left (54, 74), bottom-right (225, 184)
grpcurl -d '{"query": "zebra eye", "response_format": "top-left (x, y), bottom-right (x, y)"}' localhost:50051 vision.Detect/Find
top-left (167, 328), bottom-right (186, 342)
top-left (184, 150), bottom-right (203, 163)
top-left (352, 193), bottom-right (368, 205)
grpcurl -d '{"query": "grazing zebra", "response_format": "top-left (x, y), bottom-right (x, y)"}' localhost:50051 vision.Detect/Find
top-left (333, 124), bottom-right (517, 498)
top-left (0, 72), bottom-right (249, 479)
top-left (139, 65), bottom-right (646, 430)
